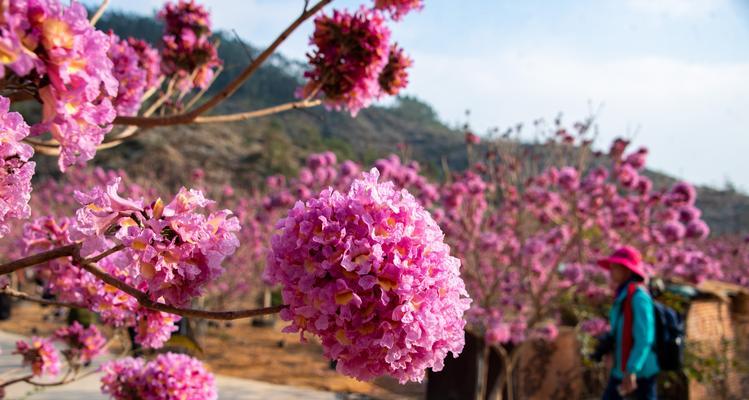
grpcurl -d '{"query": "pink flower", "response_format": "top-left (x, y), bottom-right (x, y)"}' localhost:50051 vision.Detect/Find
top-left (23, 215), bottom-right (180, 349)
top-left (298, 7), bottom-right (391, 116)
top-left (108, 32), bottom-right (148, 116)
top-left (609, 138), bottom-right (630, 159)
top-left (341, 160), bottom-right (362, 177)
top-left (615, 164), bottom-right (639, 189)
top-left (635, 177), bottom-right (652, 196)
top-left (14, 337), bottom-right (60, 377)
top-left (140, 353), bottom-right (217, 400)
top-left (53, 321), bottom-right (106, 364)
top-left (133, 309), bottom-right (180, 349)
top-left (686, 219), bottom-right (710, 240)
top-left (158, 0), bottom-right (221, 93)
top-left (73, 179), bottom-right (240, 306)
top-left (667, 182), bottom-right (697, 207)
top-left (378, 44), bottom-right (412, 96)
top-left (531, 322), bottom-right (559, 341)
top-left (127, 37), bottom-right (163, 90)
top-left (38, 84), bottom-right (116, 170)
top-left (678, 206), bottom-right (701, 223)
top-left (0, 2), bottom-right (43, 77)
top-left (0, 96), bottom-right (35, 238)
top-left (465, 131), bottom-right (481, 145)
top-left (580, 317), bottom-right (609, 337)
top-left (3, 0), bottom-right (118, 171)
top-left (558, 167), bottom-right (579, 191)
top-left (374, 0), bottom-right (424, 20)
top-left (485, 321), bottom-right (512, 344)
top-left (661, 220), bottom-right (686, 243)
top-left (625, 147), bottom-right (648, 170)
top-left (100, 357), bottom-right (146, 399)
top-left (265, 169), bottom-right (471, 383)
top-left (100, 353), bottom-right (217, 400)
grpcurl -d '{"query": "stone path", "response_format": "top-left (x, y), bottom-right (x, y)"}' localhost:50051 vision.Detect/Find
top-left (0, 330), bottom-right (337, 400)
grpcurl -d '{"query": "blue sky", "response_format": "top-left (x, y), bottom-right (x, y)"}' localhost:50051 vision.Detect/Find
top-left (86, 0), bottom-right (749, 191)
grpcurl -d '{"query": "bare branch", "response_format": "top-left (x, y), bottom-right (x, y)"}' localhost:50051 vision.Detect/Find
top-left (84, 244), bottom-right (125, 264)
top-left (0, 374), bottom-right (34, 388)
top-left (231, 30), bottom-right (255, 64)
top-left (193, 99), bottom-right (321, 124)
top-left (0, 288), bottom-right (83, 309)
top-left (24, 0), bottom-right (332, 156)
top-left (0, 244), bottom-right (79, 276)
top-left (77, 260), bottom-right (284, 320)
top-left (111, 0), bottom-right (333, 128)
top-left (89, 0), bottom-right (110, 26)
top-left (184, 65), bottom-right (224, 111)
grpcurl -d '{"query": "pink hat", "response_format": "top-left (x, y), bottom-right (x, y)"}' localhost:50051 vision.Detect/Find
top-left (597, 246), bottom-right (647, 279)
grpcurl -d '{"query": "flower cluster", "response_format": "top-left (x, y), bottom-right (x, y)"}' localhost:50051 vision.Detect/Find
top-left (74, 179), bottom-right (240, 306)
top-left (100, 353), bottom-right (217, 400)
top-left (158, 0), bottom-right (221, 93)
top-left (206, 152), bottom-right (440, 310)
top-left (53, 321), bottom-right (106, 365)
top-left (701, 236), bottom-right (749, 288)
top-left (108, 32), bottom-right (162, 116)
top-left (374, 154), bottom-right (438, 206)
top-left (22, 216), bottom-right (180, 349)
top-left (108, 33), bottom-right (148, 116)
top-left (1, 0), bottom-right (117, 171)
top-left (265, 169), bottom-right (471, 383)
top-left (374, 0), bottom-right (424, 20)
top-left (261, 152), bottom-right (439, 240)
top-left (378, 44), bottom-right (412, 96)
top-left (100, 357), bottom-right (144, 400)
top-left (14, 337), bottom-right (60, 377)
top-left (0, 96), bottom-right (35, 238)
top-left (127, 37), bottom-right (163, 92)
top-left (299, 7), bottom-right (391, 116)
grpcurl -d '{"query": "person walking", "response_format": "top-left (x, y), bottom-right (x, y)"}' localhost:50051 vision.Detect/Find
top-left (597, 246), bottom-right (660, 400)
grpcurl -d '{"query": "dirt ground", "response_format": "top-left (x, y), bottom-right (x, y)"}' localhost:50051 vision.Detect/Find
top-left (0, 302), bottom-right (424, 400)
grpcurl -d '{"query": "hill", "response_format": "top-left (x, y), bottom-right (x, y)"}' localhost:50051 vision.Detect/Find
top-left (32, 9), bottom-right (749, 236)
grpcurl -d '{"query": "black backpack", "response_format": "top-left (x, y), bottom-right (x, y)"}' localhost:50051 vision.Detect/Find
top-left (619, 283), bottom-right (686, 372)
top-left (651, 300), bottom-right (685, 371)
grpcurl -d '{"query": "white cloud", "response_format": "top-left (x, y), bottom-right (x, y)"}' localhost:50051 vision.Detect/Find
top-left (405, 49), bottom-right (749, 189)
top-left (82, 0), bottom-right (748, 190)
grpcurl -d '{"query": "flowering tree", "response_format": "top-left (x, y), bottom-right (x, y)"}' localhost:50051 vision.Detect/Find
top-left (436, 124), bottom-right (720, 399)
top-left (0, 0), bottom-right (465, 397)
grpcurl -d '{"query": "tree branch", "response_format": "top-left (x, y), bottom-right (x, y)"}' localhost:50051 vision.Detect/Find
top-left (193, 99), bottom-right (321, 124)
top-left (0, 288), bottom-right (84, 309)
top-left (0, 244), bottom-right (79, 276)
top-left (89, 0), bottom-right (110, 26)
top-left (184, 65), bottom-right (224, 111)
top-left (84, 244), bottom-right (125, 264)
top-left (0, 374), bottom-right (34, 388)
top-left (77, 260), bottom-right (284, 320)
top-left (0, 244), bottom-right (284, 320)
top-left (27, 96), bottom-right (322, 155)
top-left (111, 0), bottom-right (333, 128)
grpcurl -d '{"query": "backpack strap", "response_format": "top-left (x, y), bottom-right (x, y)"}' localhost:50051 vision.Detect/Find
top-left (621, 282), bottom-right (641, 373)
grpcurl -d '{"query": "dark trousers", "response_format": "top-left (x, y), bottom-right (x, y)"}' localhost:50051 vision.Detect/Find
top-left (602, 375), bottom-right (657, 400)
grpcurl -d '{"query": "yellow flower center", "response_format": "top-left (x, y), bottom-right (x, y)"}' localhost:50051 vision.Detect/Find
top-left (41, 19), bottom-right (74, 50)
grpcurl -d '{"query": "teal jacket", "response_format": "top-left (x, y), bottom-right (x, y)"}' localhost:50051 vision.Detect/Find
top-left (608, 284), bottom-right (660, 379)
